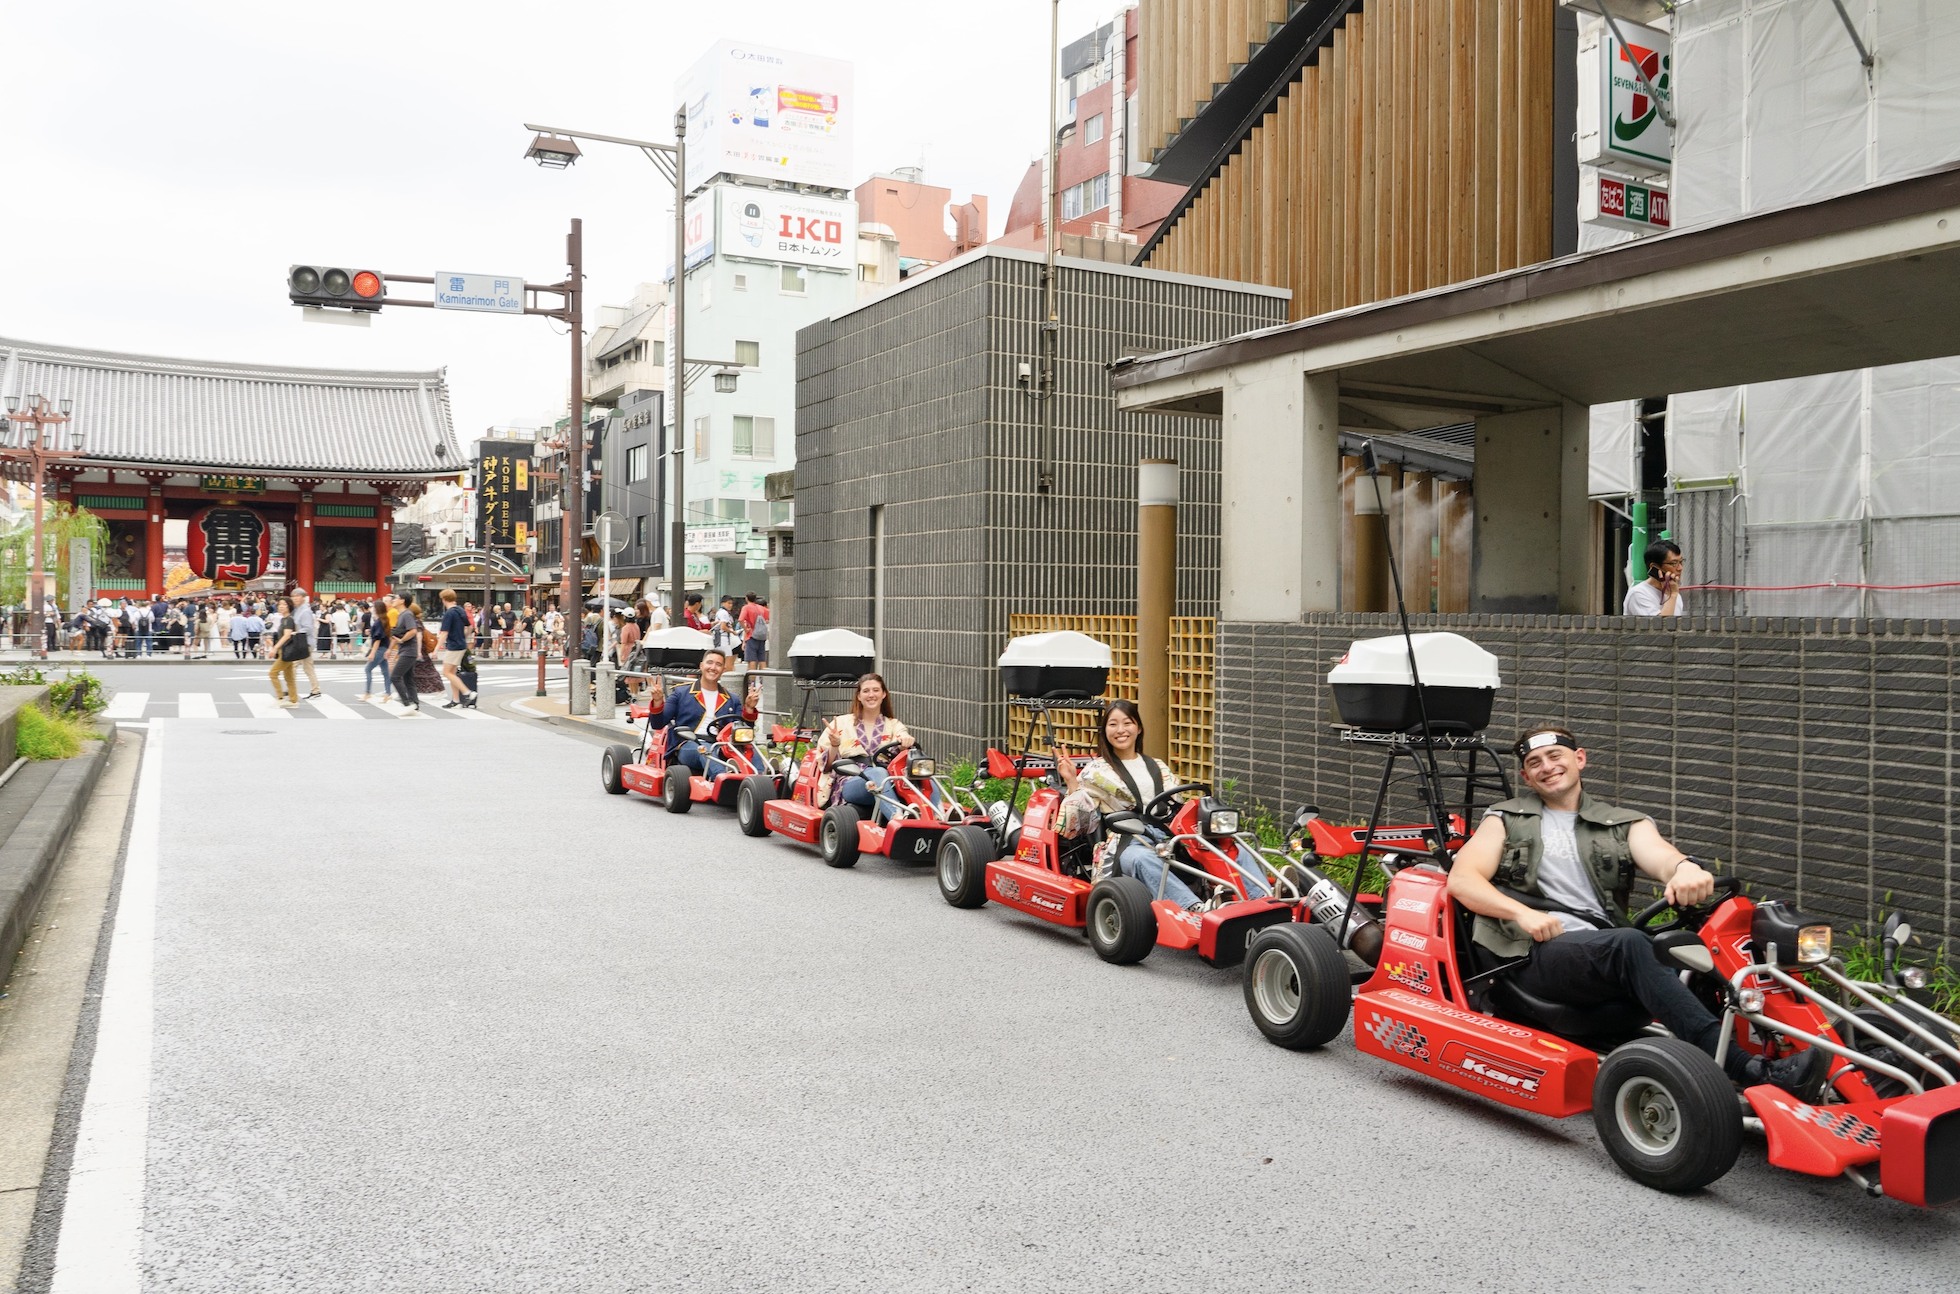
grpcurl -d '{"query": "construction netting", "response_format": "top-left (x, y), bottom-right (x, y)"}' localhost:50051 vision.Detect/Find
top-left (1587, 2), bottom-right (1960, 617)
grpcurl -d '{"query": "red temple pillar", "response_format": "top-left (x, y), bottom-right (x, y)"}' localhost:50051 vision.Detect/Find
top-left (145, 475), bottom-right (166, 598)
top-left (295, 482), bottom-right (318, 591)
top-left (376, 494), bottom-right (393, 592)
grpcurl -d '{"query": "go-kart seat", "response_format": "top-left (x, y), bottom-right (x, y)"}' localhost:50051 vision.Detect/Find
top-left (1486, 975), bottom-right (1652, 1044)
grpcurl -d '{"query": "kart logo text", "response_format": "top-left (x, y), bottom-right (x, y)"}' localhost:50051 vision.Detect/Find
top-left (1026, 892), bottom-right (1066, 914)
top-left (1392, 896), bottom-right (1431, 914)
top-left (1383, 961), bottom-right (1432, 996)
top-left (1440, 1041), bottom-right (1544, 1096)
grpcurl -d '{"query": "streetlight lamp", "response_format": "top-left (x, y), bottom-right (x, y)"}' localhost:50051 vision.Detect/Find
top-left (1, 395), bottom-right (85, 658)
top-left (521, 116), bottom-right (745, 628)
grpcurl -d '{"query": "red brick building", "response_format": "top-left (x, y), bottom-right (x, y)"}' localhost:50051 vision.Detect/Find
top-left (2, 337), bottom-right (458, 600)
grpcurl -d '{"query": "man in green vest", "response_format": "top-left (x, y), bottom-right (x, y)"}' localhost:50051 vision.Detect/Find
top-left (1448, 724), bottom-right (1824, 1097)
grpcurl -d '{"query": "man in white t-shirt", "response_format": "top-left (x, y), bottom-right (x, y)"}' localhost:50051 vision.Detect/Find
top-left (1448, 724), bottom-right (1823, 1098)
top-left (1623, 540), bottom-right (1684, 616)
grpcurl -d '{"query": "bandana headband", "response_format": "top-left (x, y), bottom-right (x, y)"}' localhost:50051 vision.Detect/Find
top-left (1514, 731), bottom-right (1579, 762)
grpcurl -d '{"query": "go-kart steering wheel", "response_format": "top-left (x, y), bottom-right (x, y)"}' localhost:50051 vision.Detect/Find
top-left (1137, 782), bottom-right (1210, 827)
top-left (870, 739), bottom-right (909, 767)
top-left (1630, 875), bottom-right (1742, 936)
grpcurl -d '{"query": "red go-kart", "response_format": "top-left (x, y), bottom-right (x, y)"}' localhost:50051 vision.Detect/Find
top-left (936, 749), bottom-right (1299, 967)
top-left (1242, 863), bottom-right (1960, 1204)
top-left (601, 711), bottom-right (767, 814)
top-left (744, 737), bottom-right (979, 869)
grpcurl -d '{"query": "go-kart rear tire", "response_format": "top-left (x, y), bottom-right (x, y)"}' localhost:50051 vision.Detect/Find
top-left (1242, 923), bottom-right (1351, 1050)
top-left (1592, 1038), bottom-right (1742, 1194)
top-left (736, 775), bottom-right (776, 837)
top-left (662, 764), bottom-right (693, 815)
top-left (1086, 876), bottom-right (1158, 965)
top-left (1848, 1008), bottom-right (1960, 1099)
top-left (937, 825), bottom-right (995, 908)
top-left (601, 744), bottom-right (632, 795)
top-left (820, 804), bottom-right (861, 868)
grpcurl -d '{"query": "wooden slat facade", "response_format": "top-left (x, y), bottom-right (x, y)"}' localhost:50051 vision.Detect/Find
top-left (1143, 0), bottom-right (1556, 321)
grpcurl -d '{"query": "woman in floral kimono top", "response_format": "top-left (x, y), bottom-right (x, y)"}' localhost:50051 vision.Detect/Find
top-left (815, 673), bottom-right (920, 822)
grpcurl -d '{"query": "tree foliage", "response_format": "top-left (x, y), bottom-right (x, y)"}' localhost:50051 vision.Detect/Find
top-left (0, 503), bottom-right (108, 606)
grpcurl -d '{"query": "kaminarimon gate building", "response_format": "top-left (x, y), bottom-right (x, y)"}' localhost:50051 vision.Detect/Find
top-left (2, 337), bottom-right (458, 601)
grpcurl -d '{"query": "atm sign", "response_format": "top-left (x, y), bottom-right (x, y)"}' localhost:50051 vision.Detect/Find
top-left (1592, 174), bottom-right (1670, 232)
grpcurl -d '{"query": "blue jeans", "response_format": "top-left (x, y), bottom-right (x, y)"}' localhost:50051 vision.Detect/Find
top-left (674, 740), bottom-right (733, 777)
top-left (135, 629), bottom-right (153, 656)
top-left (839, 767), bottom-right (902, 822)
top-left (1112, 837), bottom-right (1201, 909)
top-left (363, 654), bottom-right (388, 694)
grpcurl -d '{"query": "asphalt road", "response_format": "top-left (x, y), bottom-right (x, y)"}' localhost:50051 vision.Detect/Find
top-left (22, 714), bottom-right (1960, 1292)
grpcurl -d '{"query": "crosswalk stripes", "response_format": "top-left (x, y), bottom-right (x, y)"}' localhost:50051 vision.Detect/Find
top-left (177, 693), bottom-right (219, 719)
top-left (102, 692), bottom-right (148, 721)
top-left (305, 694), bottom-right (362, 721)
top-left (239, 694), bottom-right (294, 720)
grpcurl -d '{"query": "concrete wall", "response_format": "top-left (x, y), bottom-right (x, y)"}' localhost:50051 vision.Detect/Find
top-left (1216, 613), bottom-right (1960, 956)
top-left (795, 250), bottom-right (1287, 755)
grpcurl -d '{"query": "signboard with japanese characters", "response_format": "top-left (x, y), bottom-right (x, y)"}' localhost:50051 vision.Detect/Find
top-left (1581, 168), bottom-right (1672, 232)
top-left (679, 40), bottom-right (853, 192)
top-left (717, 188), bottom-right (856, 268)
top-left (186, 505), bottom-right (271, 583)
top-left (474, 440), bottom-right (534, 553)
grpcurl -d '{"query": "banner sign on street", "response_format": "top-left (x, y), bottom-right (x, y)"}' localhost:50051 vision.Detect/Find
top-left (434, 272), bottom-right (526, 314)
top-left (475, 440), bottom-right (534, 552)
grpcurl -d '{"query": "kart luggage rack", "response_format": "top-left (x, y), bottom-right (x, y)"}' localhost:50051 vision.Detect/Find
top-left (1334, 725), bottom-right (1513, 868)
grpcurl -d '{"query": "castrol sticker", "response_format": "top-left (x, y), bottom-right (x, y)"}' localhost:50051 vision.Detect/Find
top-left (1388, 928), bottom-right (1429, 953)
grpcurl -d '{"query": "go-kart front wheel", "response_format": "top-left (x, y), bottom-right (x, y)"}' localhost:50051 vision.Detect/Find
top-left (1592, 1038), bottom-right (1742, 1194)
top-left (936, 825), bottom-right (995, 908)
top-left (736, 774), bottom-right (777, 837)
top-left (662, 764), bottom-right (693, 815)
top-left (1086, 876), bottom-right (1157, 965)
top-left (1242, 923), bottom-right (1351, 1050)
top-left (820, 804), bottom-right (861, 868)
top-left (601, 744), bottom-right (633, 795)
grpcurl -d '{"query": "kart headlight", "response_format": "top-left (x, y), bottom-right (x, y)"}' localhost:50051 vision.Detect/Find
top-left (1737, 988), bottom-right (1767, 1014)
top-left (1751, 900), bottom-right (1831, 968)
top-left (731, 727), bottom-right (753, 744)
top-left (1901, 966), bottom-right (1930, 990)
top-left (1206, 808), bottom-right (1240, 837)
top-left (1795, 924), bottom-right (1832, 965)
top-left (909, 758), bottom-right (936, 778)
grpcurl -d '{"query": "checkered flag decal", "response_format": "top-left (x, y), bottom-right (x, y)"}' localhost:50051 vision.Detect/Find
top-left (1364, 1012), bottom-right (1431, 1060)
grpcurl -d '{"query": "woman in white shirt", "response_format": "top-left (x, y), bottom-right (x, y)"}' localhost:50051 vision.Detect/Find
top-left (815, 673), bottom-right (916, 822)
top-left (1054, 700), bottom-right (1270, 910)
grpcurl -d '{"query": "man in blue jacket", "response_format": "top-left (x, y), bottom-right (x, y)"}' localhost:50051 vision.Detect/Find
top-left (659, 649), bottom-right (758, 774)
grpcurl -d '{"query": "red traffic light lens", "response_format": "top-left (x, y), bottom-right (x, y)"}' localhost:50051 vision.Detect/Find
top-left (352, 271), bottom-right (382, 299)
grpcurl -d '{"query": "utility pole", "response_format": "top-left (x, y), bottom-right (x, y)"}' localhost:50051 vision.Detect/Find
top-left (564, 219), bottom-right (585, 621)
top-left (1, 396), bottom-right (83, 659)
top-left (669, 106), bottom-right (689, 628)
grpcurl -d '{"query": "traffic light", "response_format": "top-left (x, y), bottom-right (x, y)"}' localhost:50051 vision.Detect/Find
top-left (288, 265), bottom-right (386, 311)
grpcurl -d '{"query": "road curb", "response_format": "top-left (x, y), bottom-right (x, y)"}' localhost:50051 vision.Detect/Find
top-left (0, 734), bottom-right (117, 987)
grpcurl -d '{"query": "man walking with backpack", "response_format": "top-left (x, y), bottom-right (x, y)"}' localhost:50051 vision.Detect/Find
top-left (739, 593), bottom-right (770, 666)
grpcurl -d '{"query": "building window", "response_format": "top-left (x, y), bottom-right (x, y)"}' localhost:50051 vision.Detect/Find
top-left (735, 339), bottom-right (761, 367)
top-left (626, 444), bottom-right (648, 482)
top-left (1085, 113), bottom-right (1104, 145)
top-left (1062, 174), bottom-right (1110, 220)
top-left (780, 264), bottom-right (806, 294)
top-left (733, 415), bottom-right (776, 459)
top-left (650, 340), bottom-right (665, 365)
top-left (693, 415), bottom-right (709, 461)
top-left (636, 515), bottom-right (647, 546)
top-left (733, 273), bottom-right (748, 291)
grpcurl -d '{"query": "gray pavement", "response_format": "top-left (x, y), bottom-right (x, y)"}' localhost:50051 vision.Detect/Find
top-left (24, 716), bottom-right (1960, 1291)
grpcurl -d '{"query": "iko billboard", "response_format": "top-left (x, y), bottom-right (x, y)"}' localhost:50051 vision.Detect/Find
top-left (679, 39), bottom-right (853, 192)
top-left (717, 189), bottom-right (856, 268)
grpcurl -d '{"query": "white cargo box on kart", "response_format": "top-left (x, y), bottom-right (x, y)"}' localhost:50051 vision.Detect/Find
top-left (1328, 632), bottom-right (1501, 732)
top-left (641, 625), bottom-right (713, 669)
top-left (998, 631), bottom-right (1113, 699)
top-left (787, 628), bottom-right (877, 682)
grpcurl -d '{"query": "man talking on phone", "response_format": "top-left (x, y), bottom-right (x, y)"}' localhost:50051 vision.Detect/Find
top-left (1623, 539), bottom-right (1684, 616)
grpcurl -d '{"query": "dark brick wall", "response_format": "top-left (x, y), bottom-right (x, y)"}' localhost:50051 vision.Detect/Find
top-left (1217, 614), bottom-right (1959, 956)
top-left (795, 252), bottom-right (1285, 755)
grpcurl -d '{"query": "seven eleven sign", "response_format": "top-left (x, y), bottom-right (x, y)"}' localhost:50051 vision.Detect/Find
top-left (1579, 18), bottom-right (1673, 172)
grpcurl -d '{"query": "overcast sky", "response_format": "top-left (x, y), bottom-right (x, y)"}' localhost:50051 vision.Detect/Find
top-left (7, 1), bottom-right (1113, 439)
